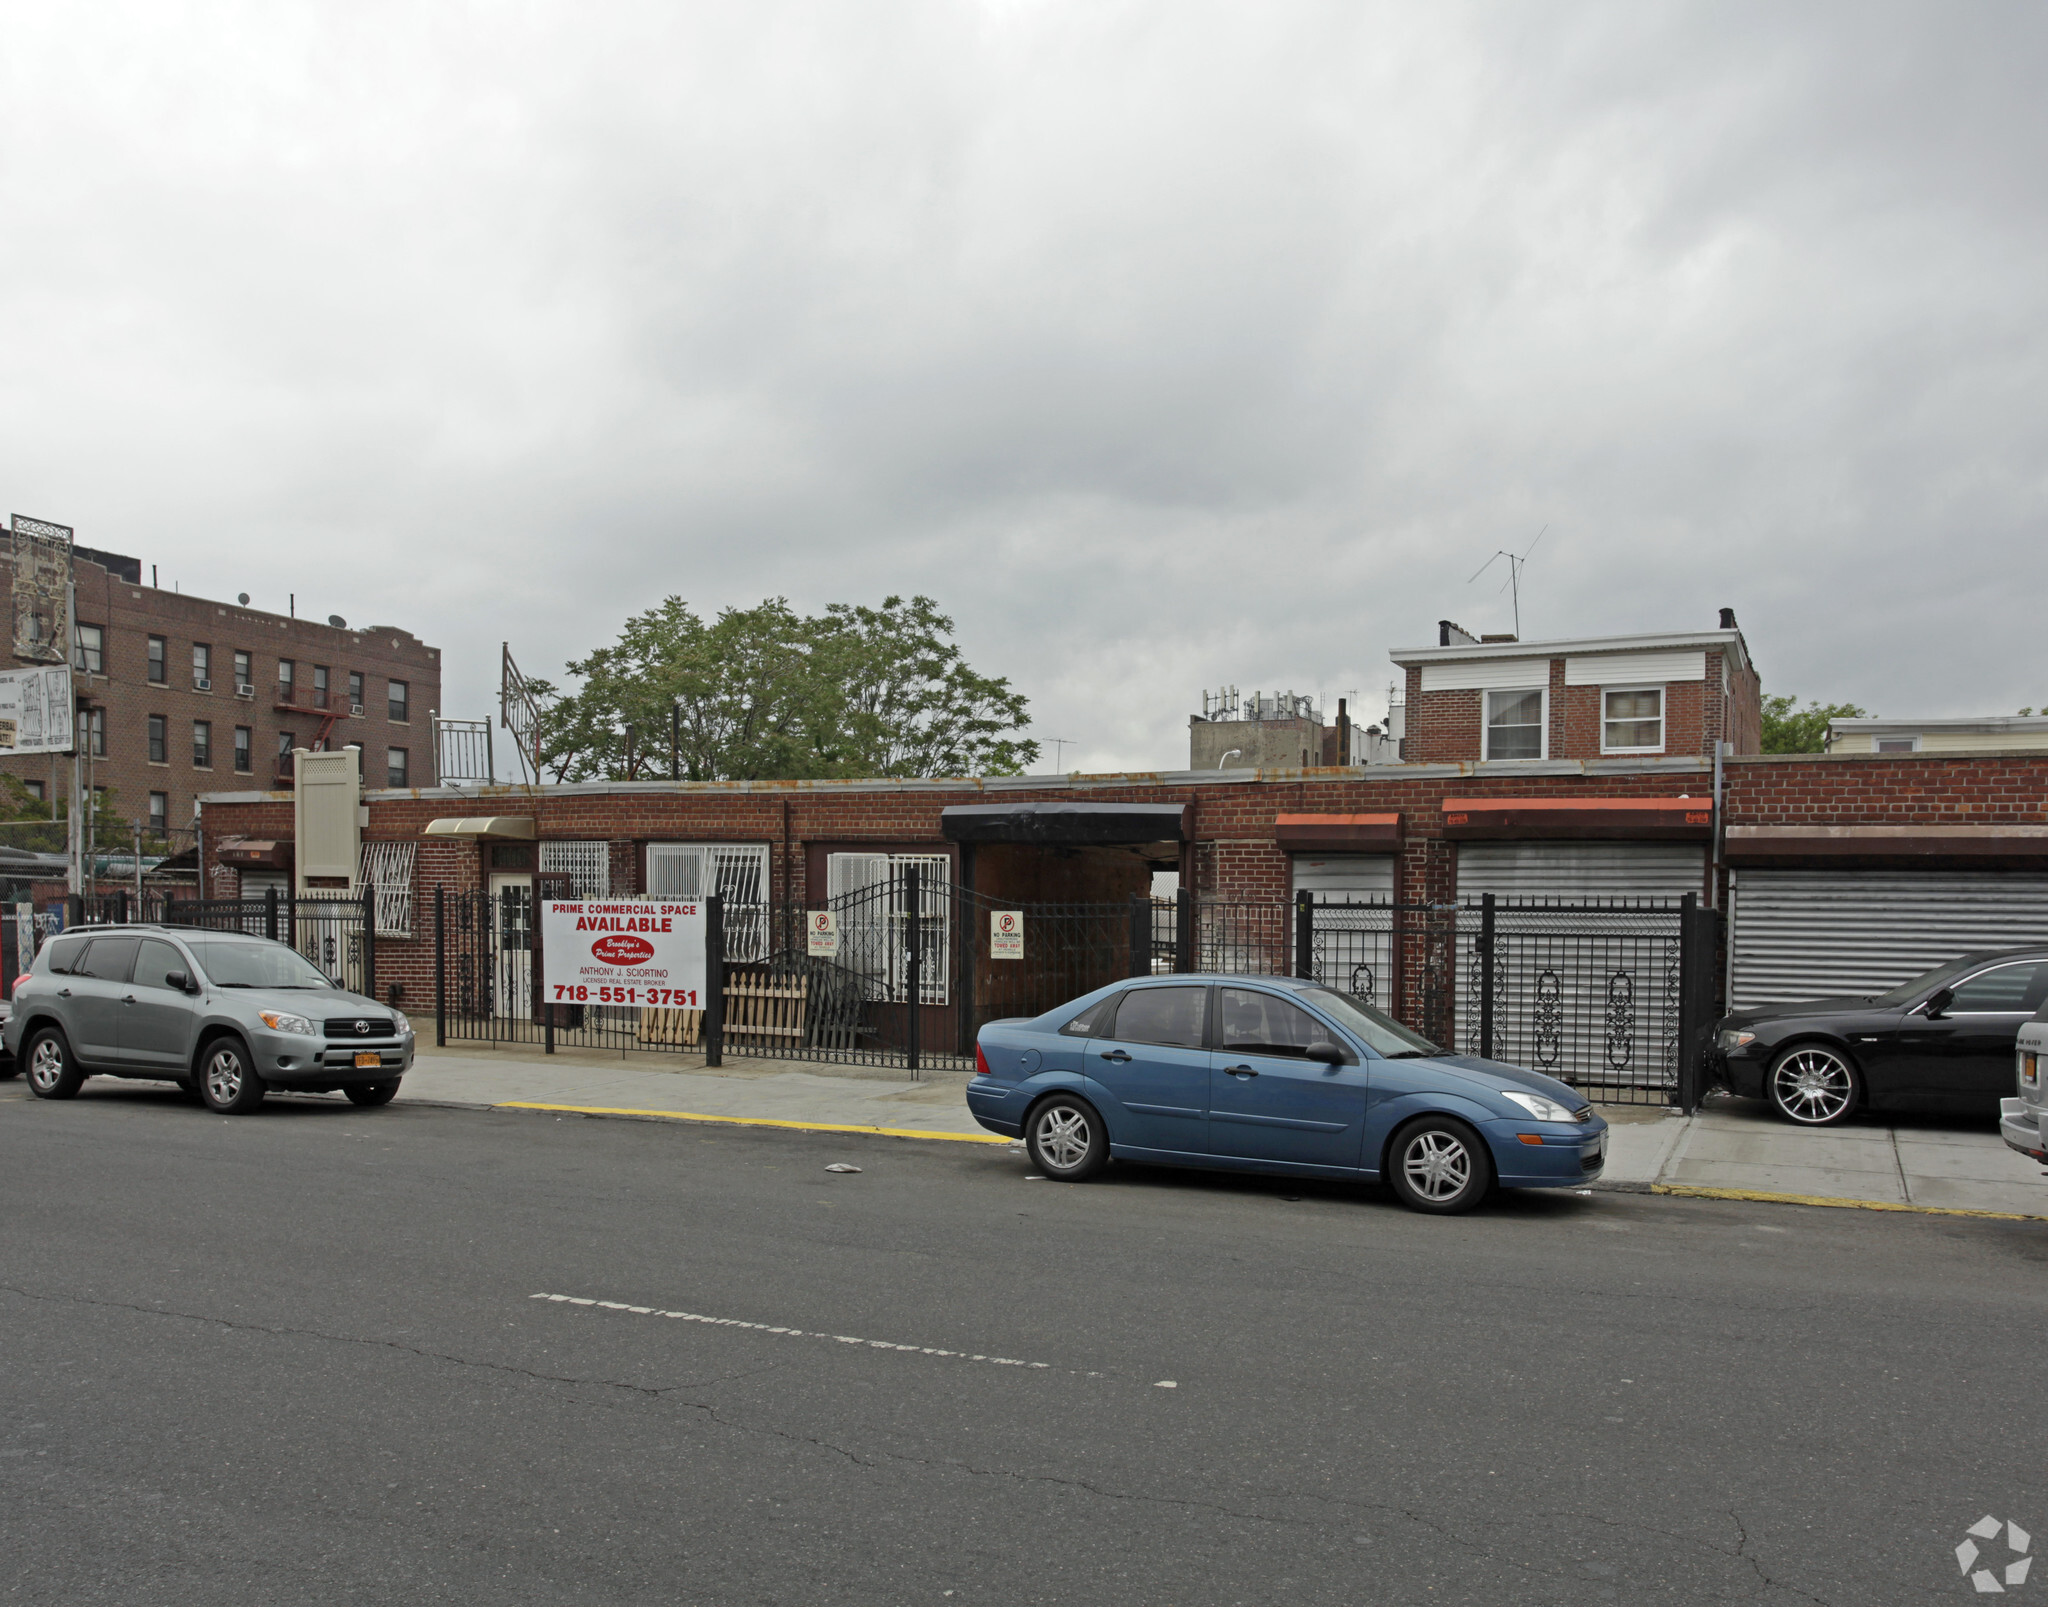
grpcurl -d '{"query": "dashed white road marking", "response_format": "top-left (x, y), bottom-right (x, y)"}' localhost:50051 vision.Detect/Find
top-left (531, 1293), bottom-right (1056, 1371)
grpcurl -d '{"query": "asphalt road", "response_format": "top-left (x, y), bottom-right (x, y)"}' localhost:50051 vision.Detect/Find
top-left (3, 1082), bottom-right (2043, 1606)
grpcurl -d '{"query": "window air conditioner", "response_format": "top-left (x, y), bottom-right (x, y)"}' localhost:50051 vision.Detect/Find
top-left (235, 682), bottom-right (255, 698)
top-left (193, 678), bottom-right (212, 691)
top-left (350, 703), bottom-right (365, 717)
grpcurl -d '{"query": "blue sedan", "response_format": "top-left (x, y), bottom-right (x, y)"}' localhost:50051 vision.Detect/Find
top-left (967, 974), bottom-right (1608, 1214)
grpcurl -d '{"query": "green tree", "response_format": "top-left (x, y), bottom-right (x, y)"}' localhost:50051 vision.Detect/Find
top-left (1761, 694), bottom-right (1869, 754)
top-left (536, 595), bottom-right (1038, 782)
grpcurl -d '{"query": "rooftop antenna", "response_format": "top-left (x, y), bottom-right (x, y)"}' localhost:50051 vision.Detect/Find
top-left (1044, 738), bottom-right (1076, 772)
top-left (1467, 524), bottom-right (1548, 639)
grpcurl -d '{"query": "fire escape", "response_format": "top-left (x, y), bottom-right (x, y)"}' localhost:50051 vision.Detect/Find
top-left (272, 683), bottom-right (356, 784)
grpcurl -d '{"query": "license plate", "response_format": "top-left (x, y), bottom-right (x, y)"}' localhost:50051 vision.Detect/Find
top-left (354, 1052), bottom-right (381, 1069)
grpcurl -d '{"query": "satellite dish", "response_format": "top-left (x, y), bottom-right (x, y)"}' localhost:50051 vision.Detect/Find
top-left (328, 615), bottom-right (346, 628)
top-left (237, 593), bottom-right (250, 605)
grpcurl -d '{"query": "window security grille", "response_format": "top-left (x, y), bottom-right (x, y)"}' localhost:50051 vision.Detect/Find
top-left (359, 840), bottom-right (418, 938)
top-left (540, 840), bottom-right (613, 900)
top-left (826, 852), bottom-right (951, 1004)
top-left (646, 843), bottom-right (770, 958)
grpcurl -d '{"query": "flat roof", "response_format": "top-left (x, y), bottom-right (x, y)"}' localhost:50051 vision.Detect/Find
top-left (1390, 627), bottom-right (1749, 675)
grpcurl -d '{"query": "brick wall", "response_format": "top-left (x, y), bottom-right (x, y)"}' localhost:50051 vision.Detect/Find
top-left (0, 550), bottom-right (441, 836)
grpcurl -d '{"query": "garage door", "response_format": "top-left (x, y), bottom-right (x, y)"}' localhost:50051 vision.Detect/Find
top-left (1455, 841), bottom-right (1706, 902)
top-left (1292, 855), bottom-right (1396, 1010)
top-left (1728, 869), bottom-right (2048, 1010)
top-left (1291, 854), bottom-right (1395, 901)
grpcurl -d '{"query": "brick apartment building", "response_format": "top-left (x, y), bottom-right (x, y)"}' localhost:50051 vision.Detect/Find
top-left (0, 545), bottom-right (441, 838)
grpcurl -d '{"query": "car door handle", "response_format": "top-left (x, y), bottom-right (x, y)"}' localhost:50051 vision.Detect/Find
top-left (57, 987), bottom-right (71, 998)
top-left (1099, 1049), bottom-right (1131, 1063)
top-left (121, 994), bottom-right (137, 1005)
top-left (1223, 1064), bottom-right (1258, 1077)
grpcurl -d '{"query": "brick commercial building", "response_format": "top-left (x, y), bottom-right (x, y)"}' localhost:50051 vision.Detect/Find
top-left (0, 545), bottom-right (441, 841)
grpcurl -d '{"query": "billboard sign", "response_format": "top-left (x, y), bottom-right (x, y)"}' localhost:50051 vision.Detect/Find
top-left (540, 899), bottom-right (706, 1008)
top-left (0, 664), bottom-right (74, 755)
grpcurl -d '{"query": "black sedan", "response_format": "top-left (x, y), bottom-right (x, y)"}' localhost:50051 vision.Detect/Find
top-left (1712, 947), bottom-right (2048, 1125)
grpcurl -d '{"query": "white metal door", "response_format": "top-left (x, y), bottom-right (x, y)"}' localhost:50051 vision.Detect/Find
top-left (1728, 869), bottom-right (2048, 1010)
top-left (1455, 841), bottom-right (1706, 902)
top-left (489, 873), bottom-right (533, 1019)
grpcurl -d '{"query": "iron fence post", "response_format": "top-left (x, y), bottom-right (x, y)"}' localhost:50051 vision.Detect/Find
top-left (1129, 895), bottom-right (1149, 979)
top-left (1294, 890), bottom-right (1314, 980)
top-left (361, 889), bottom-right (376, 1001)
top-left (1677, 892), bottom-right (1709, 1114)
top-left (434, 886), bottom-right (447, 1048)
top-left (705, 894), bottom-right (725, 1068)
top-left (162, 894), bottom-right (176, 927)
top-left (1175, 887), bottom-right (1193, 973)
top-left (264, 887), bottom-right (278, 944)
top-left (958, 883), bottom-right (974, 1058)
top-left (1478, 893), bottom-right (1496, 1059)
top-left (905, 864), bottom-right (921, 1077)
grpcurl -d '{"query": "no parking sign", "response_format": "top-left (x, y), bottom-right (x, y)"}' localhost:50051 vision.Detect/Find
top-left (990, 910), bottom-right (1024, 960)
top-left (807, 910), bottom-right (839, 957)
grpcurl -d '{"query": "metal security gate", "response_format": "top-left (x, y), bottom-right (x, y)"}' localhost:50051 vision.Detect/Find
top-left (1728, 869), bottom-right (2048, 1010)
top-left (154, 893), bottom-right (376, 998)
top-left (1455, 840), bottom-right (1707, 901)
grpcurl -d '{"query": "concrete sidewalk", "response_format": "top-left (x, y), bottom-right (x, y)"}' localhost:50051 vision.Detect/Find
top-left (382, 1044), bottom-right (2048, 1218)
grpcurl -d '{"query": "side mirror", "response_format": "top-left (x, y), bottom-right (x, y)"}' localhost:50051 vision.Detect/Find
top-left (1923, 987), bottom-right (1954, 1020)
top-left (1306, 1041), bottom-right (1346, 1065)
top-left (165, 970), bottom-right (196, 994)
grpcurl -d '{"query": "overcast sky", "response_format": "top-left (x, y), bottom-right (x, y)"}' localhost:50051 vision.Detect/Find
top-left (3, 2), bottom-right (2043, 774)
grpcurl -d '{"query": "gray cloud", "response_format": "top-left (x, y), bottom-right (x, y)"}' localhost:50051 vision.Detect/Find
top-left (3, 1), bottom-right (2044, 770)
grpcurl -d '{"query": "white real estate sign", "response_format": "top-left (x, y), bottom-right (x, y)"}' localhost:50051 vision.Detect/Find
top-left (541, 899), bottom-right (706, 1008)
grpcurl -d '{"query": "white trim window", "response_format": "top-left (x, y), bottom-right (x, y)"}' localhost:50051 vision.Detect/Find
top-left (647, 842), bottom-right (771, 958)
top-left (1874, 735), bottom-right (1920, 753)
top-left (1484, 688), bottom-right (1546, 760)
top-left (1601, 686), bottom-right (1665, 754)
top-left (826, 852), bottom-right (951, 1004)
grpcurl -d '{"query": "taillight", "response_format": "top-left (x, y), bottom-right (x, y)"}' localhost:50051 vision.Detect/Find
top-left (974, 1042), bottom-right (991, 1078)
top-left (11, 974), bottom-right (29, 993)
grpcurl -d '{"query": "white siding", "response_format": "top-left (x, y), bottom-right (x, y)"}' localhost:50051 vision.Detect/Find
top-left (1563, 650), bottom-right (1706, 686)
top-left (1418, 657), bottom-right (1553, 692)
top-left (1728, 869), bottom-right (2048, 1009)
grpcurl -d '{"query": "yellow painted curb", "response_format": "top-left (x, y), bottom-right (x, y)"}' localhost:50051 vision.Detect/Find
top-left (498, 1101), bottom-right (1012, 1145)
top-left (1651, 1183), bottom-right (2047, 1223)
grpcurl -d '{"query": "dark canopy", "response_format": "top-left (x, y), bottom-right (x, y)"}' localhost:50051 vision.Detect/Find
top-left (939, 801), bottom-right (1189, 846)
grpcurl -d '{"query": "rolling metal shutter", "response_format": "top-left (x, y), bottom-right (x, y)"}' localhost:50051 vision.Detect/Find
top-left (1727, 869), bottom-right (2048, 1009)
top-left (1290, 855), bottom-right (1395, 900)
top-left (1455, 841), bottom-right (1706, 902)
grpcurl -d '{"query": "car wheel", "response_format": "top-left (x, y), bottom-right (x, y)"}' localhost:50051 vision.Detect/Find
top-left (1025, 1093), bottom-right (1109, 1182)
top-left (344, 1079), bottom-right (401, 1108)
top-left (23, 1027), bottom-right (85, 1100)
top-left (1387, 1116), bottom-right (1493, 1215)
top-left (1767, 1044), bottom-right (1859, 1126)
top-left (198, 1036), bottom-right (266, 1115)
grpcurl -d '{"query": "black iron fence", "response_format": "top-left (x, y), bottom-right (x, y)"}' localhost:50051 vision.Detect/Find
top-left (426, 878), bottom-right (1720, 1108)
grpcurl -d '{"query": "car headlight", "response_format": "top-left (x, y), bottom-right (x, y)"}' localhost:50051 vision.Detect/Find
top-left (394, 1013), bottom-right (414, 1038)
top-left (1502, 1090), bottom-right (1580, 1123)
top-left (1717, 1029), bottom-right (1756, 1052)
top-left (259, 1010), bottom-right (315, 1037)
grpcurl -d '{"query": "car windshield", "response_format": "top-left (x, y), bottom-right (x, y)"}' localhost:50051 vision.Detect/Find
top-left (184, 938), bottom-right (337, 990)
top-left (1295, 986), bottom-right (1442, 1058)
top-left (1871, 954), bottom-right (2000, 1007)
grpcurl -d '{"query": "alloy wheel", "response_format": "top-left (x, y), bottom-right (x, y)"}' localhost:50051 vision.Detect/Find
top-left (27, 1037), bottom-right (64, 1095)
top-left (1034, 1105), bottom-right (1093, 1172)
top-left (1771, 1047), bottom-right (1855, 1124)
top-left (1402, 1130), bottom-right (1472, 1202)
top-left (205, 1048), bottom-right (246, 1105)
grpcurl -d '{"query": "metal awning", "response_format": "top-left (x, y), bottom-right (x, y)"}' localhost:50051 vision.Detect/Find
top-left (422, 816), bottom-right (537, 841)
top-left (1441, 797), bottom-right (1714, 841)
top-left (940, 801), bottom-right (1189, 846)
top-left (1726, 825), bottom-right (2048, 863)
top-left (1274, 812), bottom-right (1400, 853)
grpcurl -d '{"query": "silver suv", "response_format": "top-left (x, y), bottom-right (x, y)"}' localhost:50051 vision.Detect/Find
top-left (2002, 1004), bottom-right (2048, 1164)
top-left (4, 924), bottom-right (413, 1115)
